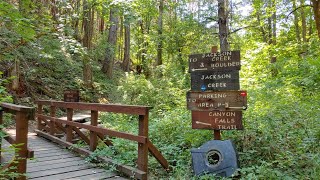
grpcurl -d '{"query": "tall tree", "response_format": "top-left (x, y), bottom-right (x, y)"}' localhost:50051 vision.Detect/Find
top-left (98, 11), bottom-right (105, 33)
top-left (118, 16), bottom-right (124, 62)
top-left (82, 0), bottom-right (94, 49)
top-left (50, 0), bottom-right (58, 21)
top-left (102, 8), bottom-right (119, 78)
top-left (122, 19), bottom-right (131, 72)
top-left (300, 0), bottom-right (307, 42)
top-left (82, 0), bottom-right (94, 88)
top-left (292, 0), bottom-right (301, 42)
top-left (269, 0), bottom-right (277, 76)
top-left (218, 0), bottom-right (229, 51)
top-left (311, 0), bottom-right (320, 39)
top-left (156, 0), bottom-right (164, 66)
top-left (309, 1), bottom-right (314, 39)
top-left (271, 0), bottom-right (276, 45)
top-left (73, 0), bottom-right (81, 41)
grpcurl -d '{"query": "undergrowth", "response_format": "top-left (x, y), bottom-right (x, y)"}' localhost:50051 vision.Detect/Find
top-left (91, 42), bottom-right (320, 179)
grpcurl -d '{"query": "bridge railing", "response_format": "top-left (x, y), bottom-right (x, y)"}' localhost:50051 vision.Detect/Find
top-left (0, 103), bottom-right (34, 180)
top-left (35, 100), bottom-right (169, 180)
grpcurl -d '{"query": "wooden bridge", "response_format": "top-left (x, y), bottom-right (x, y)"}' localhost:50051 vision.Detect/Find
top-left (3, 131), bottom-right (125, 180)
top-left (0, 101), bottom-right (169, 180)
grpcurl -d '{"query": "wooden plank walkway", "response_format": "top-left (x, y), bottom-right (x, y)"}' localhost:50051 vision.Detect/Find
top-left (2, 131), bottom-right (127, 180)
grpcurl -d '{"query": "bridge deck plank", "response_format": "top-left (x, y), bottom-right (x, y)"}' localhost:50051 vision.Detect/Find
top-left (2, 131), bottom-right (126, 180)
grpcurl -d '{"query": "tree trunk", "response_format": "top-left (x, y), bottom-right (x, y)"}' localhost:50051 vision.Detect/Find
top-left (271, 0), bottom-right (277, 76)
top-left (139, 19), bottom-right (151, 78)
top-left (50, 0), bottom-right (58, 21)
top-left (122, 22), bottom-right (130, 72)
top-left (272, 0), bottom-right (276, 45)
top-left (292, 0), bottom-right (301, 42)
top-left (268, 16), bottom-right (272, 44)
top-left (11, 59), bottom-right (20, 91)
top-left (218, 0), bottom-right (229, 51)
top-left (96, 12), bottom-right (104, 34)
top-left (83, 0), bottom-right (93, 49)
top-left (82, 0), bottom-right (93, 88)
top-left (214, 0), bottom-right (229, 138)
top-left (99, 13), bottom-right (105, 33)
top-left (73, 0), bottom-right (81, 41)
top-left (309, 1), bottom-right (313, 40)
top-left (119, 16), bottom-right (124, 62)
top-left (257, 14), bottom-right (267, 43)
top-left (156, 0), bottom-right (164, 66)
top-left (83, 56), bottom-right (93, 88)
top-left (177, 48), bottom-right (185, 72)
top-left (311, 0), bottom-right (320, 39)
top-left (300, 0), bottom-right (307, 42)
top-left (101, 8), bottom-right (119, 78)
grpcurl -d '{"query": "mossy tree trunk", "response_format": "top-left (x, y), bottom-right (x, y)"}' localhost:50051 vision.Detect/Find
top-left (122, 22), bottom-right (130, 72)
top-left (102, 8), bottom-right (119, 78)
top-left (82, 0), bottom-right (94, 88)
top-left (311, 0), bottom-right (320, 39)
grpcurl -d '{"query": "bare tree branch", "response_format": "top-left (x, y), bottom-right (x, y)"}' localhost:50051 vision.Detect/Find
top-left (286, 5), bottom-right (312, 20)
top-left (228, 26), bottom-right (257, 35)
top-left (212, 25), bottom-right (258, 36)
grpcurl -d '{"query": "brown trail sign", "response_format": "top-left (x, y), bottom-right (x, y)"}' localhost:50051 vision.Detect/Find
top-left (187, 91), bottom-right (247, 111)
top-left (192, 111), bottom-right (243, 130)
top-left (187, 48), bottom-right (245, 136)
top-left (64, 90), bottom-right (80, 102)
top-left (191, 71), bottom-right (239, 91)
top-left (188, 50), bottom-right (240, 72)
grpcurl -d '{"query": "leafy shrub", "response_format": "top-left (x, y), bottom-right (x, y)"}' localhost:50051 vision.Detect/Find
top-left (0, 125), bottom-right (25, 179)
top-left (0, 71), bottom-right (13, 103)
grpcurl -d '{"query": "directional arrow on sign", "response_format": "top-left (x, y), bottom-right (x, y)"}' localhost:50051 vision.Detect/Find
top-left (191, 68), bottom-right (208, 72)
top-left (188, 50), bottom-right (241, 72)
top-left (187, 91), bottom-right (247, 111)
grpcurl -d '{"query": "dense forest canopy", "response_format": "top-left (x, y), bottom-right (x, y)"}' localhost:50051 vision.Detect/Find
top-left (0, 0), bottom-right (319, 179)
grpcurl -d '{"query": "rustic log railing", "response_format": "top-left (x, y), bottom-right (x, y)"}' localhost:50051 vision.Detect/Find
top-left (0, 103), bottom-right (34, 180)
top-left (35, 100), bottom-right (169, 180)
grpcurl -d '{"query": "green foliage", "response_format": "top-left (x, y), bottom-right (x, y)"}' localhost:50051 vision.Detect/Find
top-left (0, 72), bottom-right (12, 103)
top-left (117, 73), bottom-right (185, 112)
top-left (0, 125), bottom-right (24, 179)
top-left (225, 28), bottom-right (320, 179)
top-left (1, 0), bottom-right (319, 179)
top-left (0, 2), bottom-right (35, 41)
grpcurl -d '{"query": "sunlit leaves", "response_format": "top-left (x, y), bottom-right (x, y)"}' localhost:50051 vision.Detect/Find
top-left (0, 2), bottom-right (35, 40)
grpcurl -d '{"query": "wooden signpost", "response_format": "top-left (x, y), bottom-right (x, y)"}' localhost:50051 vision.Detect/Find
top-left (187, 47), bottom-right (247, 140)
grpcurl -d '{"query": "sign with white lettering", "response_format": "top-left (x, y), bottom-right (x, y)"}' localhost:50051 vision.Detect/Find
top-left (64, 90), bottom-right (80, 102)
top-left (192, 111), bottom-right (243, 130)
top-left (191, 71), bottom-right (239, 91)
top-left (188, 51), bottom-right (240, 72)
top-left (187, 91), bottom-right (247, 111)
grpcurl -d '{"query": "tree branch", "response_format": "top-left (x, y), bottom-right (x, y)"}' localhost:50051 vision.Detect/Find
top-left (286, 5), bottom-right (313, 20)
top-left (228, 26), bottom-right (257, 35)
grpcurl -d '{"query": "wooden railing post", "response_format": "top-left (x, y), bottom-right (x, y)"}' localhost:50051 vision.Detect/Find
top-left (90, 110), bottom-right (98, 151)
top-left (137, 110), bottom-right (149, 179)
top-left (15, 111), bottom-right (29, 180)
top-left (37, 104), bottom-right (43, 130)
top-left (0, 103), bottom-right (34, 180)
top-left (50, 106), bottom-right (56, 135)
top-left (66, 108), bottom-right (73, 142)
